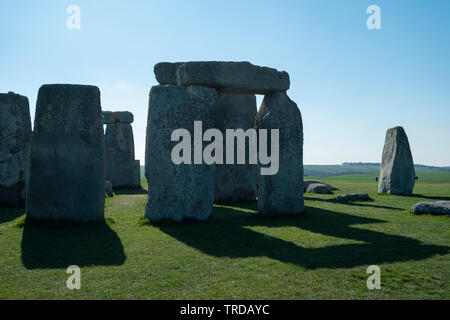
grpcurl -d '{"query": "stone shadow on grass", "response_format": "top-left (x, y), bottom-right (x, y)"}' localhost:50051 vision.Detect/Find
top-left (0, 206), bottom-right (25, 224)
top-left (159, 201), bottom-right (449, 269)
top-left (412, 194), bottom-right (450, 201)
top-left (303, 196), bottom-right (405, 211)
top-left (21, 219), bottom-right (126, 269)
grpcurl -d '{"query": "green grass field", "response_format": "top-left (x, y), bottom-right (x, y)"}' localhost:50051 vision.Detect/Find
top-left (0, 174), bottom-right (449, 299)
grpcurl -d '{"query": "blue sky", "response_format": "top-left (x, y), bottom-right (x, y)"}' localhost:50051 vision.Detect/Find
top-left (1, 0), bottom-right (449, 166)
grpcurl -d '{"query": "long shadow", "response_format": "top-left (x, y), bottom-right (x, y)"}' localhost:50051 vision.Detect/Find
top-left (412, 194), bottom-right (450, 201)
top-left (0, 206), bottom-right (25, 224)
top-left (114, 187), bottom-right (148, 195)
top-left (159, 202), bottom-right (449, 269)
top-left (21, 220), bottom-right (126, 269)
top-left (304, 196), bottom-right (405, 211)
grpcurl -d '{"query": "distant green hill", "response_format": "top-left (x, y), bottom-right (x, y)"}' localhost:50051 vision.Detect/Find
top-left (305, 163), bottom-right (450, 178)
top-left (140, 163), bottom-right (450, 182)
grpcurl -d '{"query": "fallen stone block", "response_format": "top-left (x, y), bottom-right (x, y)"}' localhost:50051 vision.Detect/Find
top-left (306, 183), bottom-right (334, 194)
top-left (304, 180), bottom-right (338, 193)
top-left (411, 201), bottom-right (450, 215)
top-left (334, 193), bottom-right (372, 202)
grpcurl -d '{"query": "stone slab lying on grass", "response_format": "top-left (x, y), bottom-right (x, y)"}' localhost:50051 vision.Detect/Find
top-left (334, 193), bottom-right (372, 202)
top-left (176, 61), bottom-right (290, 95)
top-left (304, 180), bottom-right (338, 192)
top-left (411, 201), bottom-right (450, 215)
top-left (306, 183), bottom-right (335, 194)
top-left (27, 84), bottom-right (105, 222)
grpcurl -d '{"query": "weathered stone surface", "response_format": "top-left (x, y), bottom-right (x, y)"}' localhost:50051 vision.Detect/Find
top-left (304, 180), bottom-right (338, 193)
top-left (154, 62), bottom-right (183, 85)
top-left (214, 94), bottom-right (257, 202)
top-left (306, 183), bottom-right (334, 194)
top-left (132, 160), bottom-right (141, 186)
top-left (176, 61), bottom-right (290, 95)
top-left (378, 126), bottom-right (415, 196)
top-left (102, 111), bottom-right (134, 124)
top-left (105, 181), bottom-right (114, 197)
top-left (0, 182), bottom-right (25, 207)
top-left (0, 92), bottom-right (32, 205)
top-left (411, 201), bottom-right (450, 215)
top-left (104, 121), bottom-right (141, 188)
top-left (145, 85), bottom-right (217, 222)
top-left (255, 91), bottom-right (304, 215)
top-left (26, 84), bottom-right (105, 222)
top-left (335, 193), bottom-right (372, 202)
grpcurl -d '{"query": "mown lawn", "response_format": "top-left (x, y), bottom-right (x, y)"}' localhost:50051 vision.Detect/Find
top-left (0, 176), bottom-right (449, 299)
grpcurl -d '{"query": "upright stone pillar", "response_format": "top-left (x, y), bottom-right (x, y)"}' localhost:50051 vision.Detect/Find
top-left (103, 111), bottom-right (140, 188)
top-left (0, 92), bottom-right (32, 207)
top-left (145, 85), bottom-right (217, 222)
top-left (26, 84), bottom-right (105, 222)
top-left (255, 91), bottom-right (304, 215)
top-left (378, 126), bottom-right (415, 196)
top-left (214, 93), bottom-right (257, 202)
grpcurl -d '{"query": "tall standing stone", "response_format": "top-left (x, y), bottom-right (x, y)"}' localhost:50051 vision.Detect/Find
top-left (145, 85), bottom-right (217, 222)
top-left (103, 111), bottom-right (140, 188)
top-left (378, 126), bottom-right (415, 196)
top-left (255, 91), bottom-right (304, 215)
top-left (0, 92), bottom-right (32, 206)
top-left (26, 84), bottom-right (105, 222)
top-left (214, 93), bottom-right (257, 202)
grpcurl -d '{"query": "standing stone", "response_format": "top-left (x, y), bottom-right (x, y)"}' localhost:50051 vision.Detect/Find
top-left (411, 201), bottom-right (450, 215)
top-left (378, 126), bottom-right (415, 196)
top-left (255, 92), bottom-right (304, 215)
top-left (145, 85), bottom-right (217, 222)
top-left (214, 93), bottom-right (257, 202)
top-left (103, 112), bottom-right (140, 188)
top-left (26, 84), bottom-right (105, 222)
top-left (0, 92), bottom-right (32, 206)
top-left (102, 111), bottom-right (134, 124)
